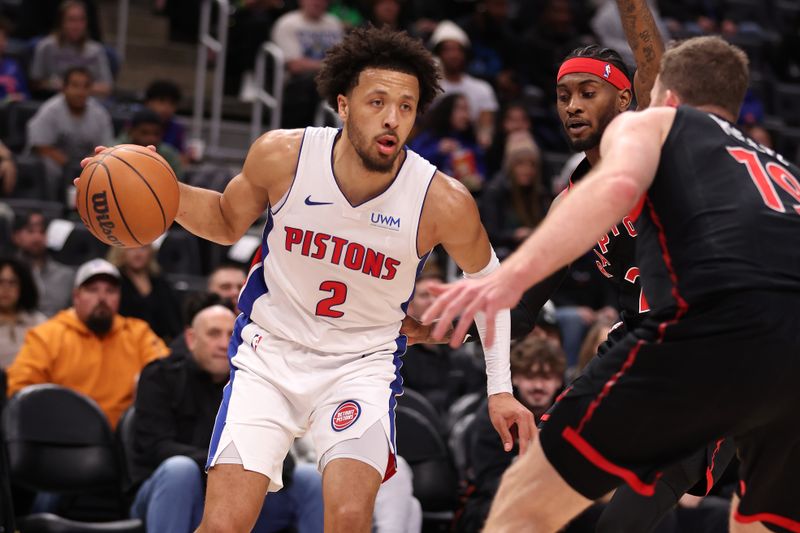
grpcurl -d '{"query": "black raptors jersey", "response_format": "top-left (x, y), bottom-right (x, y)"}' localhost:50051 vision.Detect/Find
top-left (570, 160), bottom-right (649, 330)
top-left (636, 106), bottom-right (800, 315)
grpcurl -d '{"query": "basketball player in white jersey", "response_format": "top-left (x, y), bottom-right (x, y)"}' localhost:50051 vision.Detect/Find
top-left (80, 27), bottom-right (533, 533)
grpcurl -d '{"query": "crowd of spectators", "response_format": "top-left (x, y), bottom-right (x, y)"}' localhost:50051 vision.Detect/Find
top-left (0, 0), bottom-right (798, 531)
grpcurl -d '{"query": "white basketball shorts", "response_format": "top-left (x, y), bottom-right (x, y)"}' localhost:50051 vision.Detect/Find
top-left (206, 315), bottom-right (405, 492)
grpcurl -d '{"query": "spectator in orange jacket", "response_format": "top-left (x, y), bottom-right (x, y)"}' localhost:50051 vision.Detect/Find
top-left (6, 258), bottom-right (169, 428)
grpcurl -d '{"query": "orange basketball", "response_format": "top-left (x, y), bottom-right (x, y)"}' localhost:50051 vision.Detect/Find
top-left (76, 144), bottom-right (180, 248)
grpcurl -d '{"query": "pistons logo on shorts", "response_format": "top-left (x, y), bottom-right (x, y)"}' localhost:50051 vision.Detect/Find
top-left (331, 400), bottom-right (361, 432)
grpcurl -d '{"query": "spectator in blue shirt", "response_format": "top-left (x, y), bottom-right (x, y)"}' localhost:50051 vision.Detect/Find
top-left (0, 19), bottom-right (29, 101)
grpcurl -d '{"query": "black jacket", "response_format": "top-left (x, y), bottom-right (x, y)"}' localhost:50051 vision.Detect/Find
top-left (131, 352), bottom-right (226, 488)
top-left (118, 273), bottom-right (183, 343)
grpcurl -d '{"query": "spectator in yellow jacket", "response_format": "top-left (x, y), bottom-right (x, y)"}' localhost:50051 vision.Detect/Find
top-left (7, 258), bottom-right (169, 428)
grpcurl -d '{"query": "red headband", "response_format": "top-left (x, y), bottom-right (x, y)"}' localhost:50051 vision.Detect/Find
top-left (557, 57), bottom-right (631, 91)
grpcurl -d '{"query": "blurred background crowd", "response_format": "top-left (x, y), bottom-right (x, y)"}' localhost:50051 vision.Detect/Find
top-left (0, 0), bottom-right (797, 531)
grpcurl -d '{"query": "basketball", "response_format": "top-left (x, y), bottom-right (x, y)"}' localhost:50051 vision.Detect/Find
top-left (76, 144), bottom-right (180, 248)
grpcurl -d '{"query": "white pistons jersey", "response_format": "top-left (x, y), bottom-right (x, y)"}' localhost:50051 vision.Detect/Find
top-left (238, 127), bottom-right (436, 356)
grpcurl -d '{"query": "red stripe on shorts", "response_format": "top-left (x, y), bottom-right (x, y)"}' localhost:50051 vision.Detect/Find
top-left (734, 510), bottom-right (800, 533)
top-left (562, 427), bottom-right (662, 496)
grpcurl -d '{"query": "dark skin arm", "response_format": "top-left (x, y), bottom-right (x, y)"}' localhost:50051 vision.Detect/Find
top-left (616, 0), bottom-right (665, 109)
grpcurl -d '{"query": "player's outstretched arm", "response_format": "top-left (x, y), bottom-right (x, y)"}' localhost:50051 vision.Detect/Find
top-left (616, 0), bottom-right (665, 109)
top-left (423, 109), bottom-right (674, 351)
top-left (421, 173), bottom-right (535, 454)
top-left (174, 130), bottom-right (301, 245)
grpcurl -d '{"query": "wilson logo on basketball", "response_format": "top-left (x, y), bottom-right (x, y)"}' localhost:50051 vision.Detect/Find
top-left (331, 401), bottom-right (361, 432)
top-left (91, 191), bottom-right (123, 247)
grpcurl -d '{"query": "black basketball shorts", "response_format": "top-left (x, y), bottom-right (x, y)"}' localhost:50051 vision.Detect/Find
top-left (539, 290), bottom-right (800, 533)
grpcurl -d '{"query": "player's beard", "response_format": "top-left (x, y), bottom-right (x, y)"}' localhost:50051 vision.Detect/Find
top-left (346, 115), bottom-right (398, 173)
top-left (565, 104), bottom-right (619, 153)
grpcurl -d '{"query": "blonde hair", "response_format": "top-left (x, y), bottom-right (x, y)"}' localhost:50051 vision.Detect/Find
top-left (106, 245), bottom-right (161, 276)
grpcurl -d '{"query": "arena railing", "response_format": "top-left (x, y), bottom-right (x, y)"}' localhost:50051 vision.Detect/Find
top-left (191, 0), bottom-right (230, 159)
top-left (249, 41), bottom-right (285, 142)
top-left (115, 0), bottom-right (129, 61)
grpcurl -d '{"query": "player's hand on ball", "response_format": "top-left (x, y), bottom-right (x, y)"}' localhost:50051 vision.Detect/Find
top-left (76, 145), bottom-right (158, 185)
top-left (421, 269), bottom-right (524, 349)
top-left (400, 315), bottom-right (453, 345)
top-left (488, 392), bottom-right (536, 455)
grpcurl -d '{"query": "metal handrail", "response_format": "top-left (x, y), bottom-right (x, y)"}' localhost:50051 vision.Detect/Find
top-left (249, 41), bottom-right (285, 142)
top-left (115, 0), bottom-right (129, 61)
top-left (313, 100), bottom-right (342, 128)
top-left (191, 0), bottom-right (230, 155)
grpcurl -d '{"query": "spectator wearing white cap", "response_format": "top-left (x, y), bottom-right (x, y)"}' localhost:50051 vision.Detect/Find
top-left (429, 20), bottom-right (498, 148)
top-left (6, 258), bottom-right (169, 428)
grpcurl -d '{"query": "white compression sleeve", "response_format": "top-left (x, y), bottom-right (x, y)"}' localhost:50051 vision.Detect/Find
top-left (463, 249), bottom-right (512, 395)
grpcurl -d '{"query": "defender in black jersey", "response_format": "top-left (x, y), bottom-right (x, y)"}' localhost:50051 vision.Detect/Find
top-left (424, 36), bottom-right (800, 532)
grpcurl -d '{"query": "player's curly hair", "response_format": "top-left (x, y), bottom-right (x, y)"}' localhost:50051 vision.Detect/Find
top-left (316, 26), bottom-right (441, 114)
top-left (562, 45), bottom-right (633, 84)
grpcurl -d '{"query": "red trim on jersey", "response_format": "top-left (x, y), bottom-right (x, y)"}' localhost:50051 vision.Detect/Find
top-left (557, 58), bottom-right (632, 91)
top-left (733, 510), bottom-right (800, 533)
top-left (629, 195), bottom-right (646, 222)
top-left (562, 427), bottom-right (661, 496)
top-left (705, 439), bottom-right (725, 496)
top-left (249, 246), bottom-right (263, 269)
top-left (645, 197), bottom-right (690, 315)
top-left (383, 452), bottom-right (397, 482)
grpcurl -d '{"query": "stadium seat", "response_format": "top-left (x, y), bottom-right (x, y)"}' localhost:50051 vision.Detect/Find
top-left (2, 384), bottom-right (143, 532)
top-left (4, 99), bottom-right (44, 153)
top-left (395, 407), bottom-right (459, 513)
top-left (157, 228), bottom-right (202, 275)
top-left (774, 125), bottom-right (800, 162)
top-left (445, 392), bottom-right (482, 435)
top-left (184, 164), bottom-right (234, 193)
top-left (114, 408), bottom-right (136, 492)
top-left (49, 222), bottom-right (109, 267)
top-left (4, 198), bottom-right (65, 221)
top-left (774, 0), bottom-right (800, 33)
top-left (0, 370), bottom-right (17, 533)
top-left (772, 83), bottom-right (800, 127)
top-left (13, 154), bottom-right (47, 199)
top-left (447, 411), bottom-right (477, 484)
top-left (541, 151), bottom-right (572, 189)
top-left (397, 388), bottom-right (442, 432)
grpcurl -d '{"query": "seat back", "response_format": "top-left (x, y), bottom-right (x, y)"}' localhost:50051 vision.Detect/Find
top-left (448, 412), bottom-right (477, 484)
top-left (50, 221), bottom-right (109, 267)
top-left (395, 407), bottom-right (448, 463)
top-left (157, 229), bottom-right (202, 275)
top-left (13, 154), bottom-right (47, 200)
top-left (446, 391), bottom-right (482, 434)
top-left (773, 83), bottom-right (800, 127)
top-left (397, 388), bottom-right (442, 432)
top-left (395, 407), bottom-right (459, 511)
top-left (5, 99), bottom-right (43, 152)
top-left (0, 368), bottom-right (16, 533)
top-left (114, 407), bottom-right (136, 492)
top-left (2, 385), bottom-right (120, 493)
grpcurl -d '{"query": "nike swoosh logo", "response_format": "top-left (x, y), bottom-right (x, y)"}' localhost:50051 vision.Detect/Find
top-left (305, 195), bottom-right (333, 206)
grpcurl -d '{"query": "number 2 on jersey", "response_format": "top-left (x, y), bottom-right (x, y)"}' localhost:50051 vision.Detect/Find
top-left (728, 147), bottom-right (800, 214)
top-left (316, 281), bottom-right (347, 318)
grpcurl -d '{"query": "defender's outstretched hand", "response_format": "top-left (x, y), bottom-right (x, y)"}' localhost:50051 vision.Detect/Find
top-left (488, 392), bottom-right (537, 455)
top-left (421, 268), bottom-right (524, 349)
